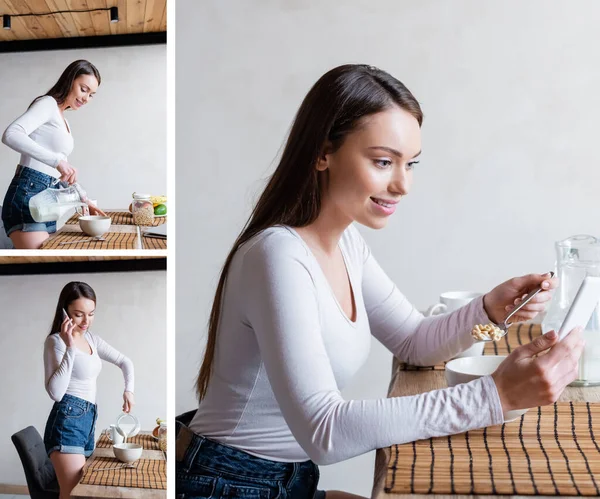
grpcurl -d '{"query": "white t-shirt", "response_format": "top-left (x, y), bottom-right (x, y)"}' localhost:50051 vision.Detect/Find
top-left (190, 225), bottom-right (504, 465)
top-left (2, 96), bottom-right (74, 179)
top-left (44, 331), bottom-right (134, 404)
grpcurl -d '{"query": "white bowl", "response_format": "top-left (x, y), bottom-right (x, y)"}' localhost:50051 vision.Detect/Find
top-left (79, 215), bottom-right (111, 237)
top-left (445, 355), bottom-right (529, 422)
top-left (112, 443), bottom-right (143, 463)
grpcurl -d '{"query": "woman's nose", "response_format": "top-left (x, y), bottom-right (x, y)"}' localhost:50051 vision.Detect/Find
top-left (388, 167), bottom-right (410, 196)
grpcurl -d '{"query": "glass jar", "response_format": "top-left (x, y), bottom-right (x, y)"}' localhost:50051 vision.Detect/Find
top-left (158, 422), bottom-right (167, 452)
top-left (29, 182), bottom-right (89, 222)
top-left (132, 193), bottom-right (155, 226)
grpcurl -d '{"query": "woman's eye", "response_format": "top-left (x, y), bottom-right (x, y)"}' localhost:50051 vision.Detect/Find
top-left (374, 159), bottom-right (392, 169)
top-left (406, 160), bottom-right (420, 171)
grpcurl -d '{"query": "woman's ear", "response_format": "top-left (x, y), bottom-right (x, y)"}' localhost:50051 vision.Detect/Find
top-left (316, 142), bottom-right (333, 172)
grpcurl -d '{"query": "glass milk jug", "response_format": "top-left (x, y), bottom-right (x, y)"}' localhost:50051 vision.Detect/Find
top-left (542, 235), bottom-right (600, 386)
top-left (29, 183), bottom-right (89, 223)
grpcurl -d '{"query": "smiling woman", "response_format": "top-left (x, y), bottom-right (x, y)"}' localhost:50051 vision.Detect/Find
top-left (0, 60), bottom-right (105, 249)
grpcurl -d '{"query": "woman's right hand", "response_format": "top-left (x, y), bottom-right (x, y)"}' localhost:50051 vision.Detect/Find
top-left (60, 315), bottom-right (76, 348)
top-left (57, 160), bottom-right (77, 185)
top-left (491, 327), bottom-right (585, 414)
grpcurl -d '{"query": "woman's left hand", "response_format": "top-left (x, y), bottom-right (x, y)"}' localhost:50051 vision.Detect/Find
top-left (123, 391), bottom-right (135, 413)
top-left (88, 202), bottom-right (107, 217)
top-left (483, 272), bottom-right (558, 324)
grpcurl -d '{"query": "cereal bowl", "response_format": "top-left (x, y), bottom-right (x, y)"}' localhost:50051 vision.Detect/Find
top-left (112, 443), bottom-right (143, 463)
top-left (445, 355), bottom-right (529, 422)
top-left (79, 215), bottom-right (111, 237)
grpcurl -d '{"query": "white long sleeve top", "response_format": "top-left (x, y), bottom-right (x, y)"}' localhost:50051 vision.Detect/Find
top-left (44, 331), bottom-right (134, 404)
top-left (2, 96), bottom-right (73, 179)
top-left (190, 225), bottom-right (505, 465)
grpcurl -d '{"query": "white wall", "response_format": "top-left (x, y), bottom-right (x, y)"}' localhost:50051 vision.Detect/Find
top-left (0, 269), bottom-right (166, 486)
top-left (0, 44), bottom-right (166, 210)
top-left (177, 1), bottom-right (600, 496)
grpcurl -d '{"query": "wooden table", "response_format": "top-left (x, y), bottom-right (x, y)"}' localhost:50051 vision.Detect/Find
top-left (72, 432), bottom-right (166, 499)
top-left (40, 210), bottom-right (166, 250)
top-left (372, 356), bottom-right (600, 498)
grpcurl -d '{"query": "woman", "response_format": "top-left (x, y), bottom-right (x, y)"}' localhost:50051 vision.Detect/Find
top-left (1, 60), bottom-right (106, 249)
top-left (175, 64), bottom-right (585, 499)
top-left (44, 282), bottom-right (134, 499)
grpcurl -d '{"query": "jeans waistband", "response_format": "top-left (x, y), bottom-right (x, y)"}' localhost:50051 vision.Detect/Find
top-left (58, 394), bottom-right (96, 411)
top-left (15, 165), bottom-right (57, 186)
top-left (175, 421), bottom-right (309, 481)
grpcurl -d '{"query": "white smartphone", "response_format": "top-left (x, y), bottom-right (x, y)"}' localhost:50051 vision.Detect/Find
top-left (62, 308), bottom-right (70, 321)
top-left (558, 276), bottom-right (600, 340)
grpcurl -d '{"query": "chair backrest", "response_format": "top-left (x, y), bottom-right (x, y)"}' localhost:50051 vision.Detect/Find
top-left (11, 426), bottom-right (59, 499)
top-left (0, 208), bottom-right (13, 249)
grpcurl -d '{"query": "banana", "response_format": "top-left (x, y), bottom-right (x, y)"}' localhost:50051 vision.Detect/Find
top-left (150, 195), bottom-right (167, 205)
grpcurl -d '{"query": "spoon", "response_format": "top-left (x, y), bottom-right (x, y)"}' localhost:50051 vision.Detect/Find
top-left (59, 236), bottom-right (106, 245)
top-left (478, 271), bottom-right (555, 342)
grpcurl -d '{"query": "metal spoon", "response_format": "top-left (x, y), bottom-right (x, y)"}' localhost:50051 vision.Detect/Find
top-left (59, 236), bottom-right (106, 245)
top-left (478, 271), bottom-right (555, 342)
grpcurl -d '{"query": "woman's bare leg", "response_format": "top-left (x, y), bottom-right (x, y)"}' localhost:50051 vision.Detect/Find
top-left (50, 451), bottom-right (86, 499)
top-left (325, 492), bottom-right (369, 499)
top-left (9, 230), bottom-right (49, 249)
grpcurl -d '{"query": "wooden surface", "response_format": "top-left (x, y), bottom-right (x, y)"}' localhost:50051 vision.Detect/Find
top-left (0, 0), bottom-right (167, 42)
top-left (0, 256), bottom-right (162, 263)
top-left (72, 431), bottom-right (166, 499)
top-left (372, 346), bottom-right (600, 498)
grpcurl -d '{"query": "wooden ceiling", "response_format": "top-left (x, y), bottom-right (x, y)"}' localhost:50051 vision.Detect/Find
top-left (0, 0), bottom-right (166, 42)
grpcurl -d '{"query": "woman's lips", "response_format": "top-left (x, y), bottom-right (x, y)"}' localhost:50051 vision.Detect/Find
top-left (370, 197), bottom-right (398, 216)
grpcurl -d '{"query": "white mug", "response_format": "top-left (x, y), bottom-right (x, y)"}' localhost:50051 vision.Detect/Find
top-left (107, 424), bottom-right (124, 445)
top-left (426, 291), bottom-right (485, 358)
top-left (426, 291), bottom-right (482, 316)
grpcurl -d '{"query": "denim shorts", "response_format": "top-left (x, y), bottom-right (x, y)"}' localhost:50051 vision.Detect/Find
top-left (1, 165), bottom-right (57, 236)
top-left (176, 417), bottom-right (326, 498)
top-left (43, 394), bottom-right (98, 457)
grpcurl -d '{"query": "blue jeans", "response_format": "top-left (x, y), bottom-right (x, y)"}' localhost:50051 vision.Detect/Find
top-left (176, 418), bottom-right (326, 498)
top-left (44, 394), bottom-right (98, 457)
top-left (1, 165), bottom-right (57, 235)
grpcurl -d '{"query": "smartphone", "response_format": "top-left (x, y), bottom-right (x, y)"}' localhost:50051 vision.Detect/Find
top-left (62, 308), bottom-right (70, 321)
top-left (558, 276), bottom-right (600, 340)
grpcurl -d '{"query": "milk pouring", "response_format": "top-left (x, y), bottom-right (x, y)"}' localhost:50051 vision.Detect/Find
top-left (29, 183), bottom-right (89, 223)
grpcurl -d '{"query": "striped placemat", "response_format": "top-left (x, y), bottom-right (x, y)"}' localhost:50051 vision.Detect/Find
top-left (96, 433), bottom-right (159, 450)
top-left (41, 231), bottom-right (138, 250)
top-left (66, 211), bottom-right (166, 227)
top-left (142, 236), bottom-right (167, 250)
top-left (385, 401), bottom-right (600, 496)
top-left (398, 324), bottom-right (542, 371)
top-left (80, 456), bottom-right (166, 489)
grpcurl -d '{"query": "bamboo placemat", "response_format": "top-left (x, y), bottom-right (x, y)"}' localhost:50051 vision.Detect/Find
top-left (398, 324), bottom-right (542, 372)
top-left (385, 401), bottom-right (600, 496)
top-left (80, 457), bottom-right (166, 489)
top-left (66, 211), bottom-right (166, 227)
top-left (142, 236), bottom-right (167, 250)
top-left (96, 433), bottom-right (159, 450)
top-left (41, 231), bottom-right (138, 250)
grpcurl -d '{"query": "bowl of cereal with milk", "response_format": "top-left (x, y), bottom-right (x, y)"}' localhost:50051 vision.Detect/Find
top-left (445, 355), bottom-right (529, 422)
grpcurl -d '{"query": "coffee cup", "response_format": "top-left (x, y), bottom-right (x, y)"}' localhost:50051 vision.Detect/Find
top-left (426, 291), bottom-right (485, 358)
top-left (107, 424), bottom-right (124, 445)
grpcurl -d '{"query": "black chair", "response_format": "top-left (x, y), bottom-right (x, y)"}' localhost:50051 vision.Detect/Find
top-left (175, 409), bottom-right (197, 438)
top-left (11, 426), bottom-right (59, 499)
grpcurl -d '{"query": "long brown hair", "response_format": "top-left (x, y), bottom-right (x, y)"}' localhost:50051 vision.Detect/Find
top-left (31, 60), bottom-right (101, 108)
top-left (197, 64), bottom-right (423, 400)
top-left (49, 282), bottom-right (97, 336)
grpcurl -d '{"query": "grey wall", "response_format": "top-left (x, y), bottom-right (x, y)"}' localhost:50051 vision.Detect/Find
top-left (0, 269), bottom-right (166, 486)
top-left (0, 44), bottom-right (166, 211)
top-left (177, 1), bottom-right (600, 495)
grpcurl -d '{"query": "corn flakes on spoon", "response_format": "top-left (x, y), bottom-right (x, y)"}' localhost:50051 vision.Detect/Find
top-left (472, 271), bottom-right (555, 342)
